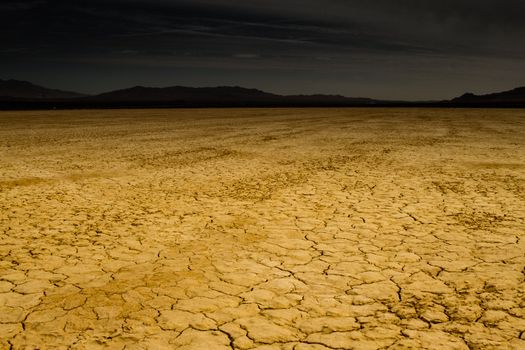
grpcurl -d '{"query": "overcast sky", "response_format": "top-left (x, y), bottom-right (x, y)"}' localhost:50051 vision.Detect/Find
top-left (1, 0), bottom-right (525, 99)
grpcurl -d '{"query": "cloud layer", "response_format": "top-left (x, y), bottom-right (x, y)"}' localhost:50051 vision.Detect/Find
top-left (2, 0), bottom-right (524, 99)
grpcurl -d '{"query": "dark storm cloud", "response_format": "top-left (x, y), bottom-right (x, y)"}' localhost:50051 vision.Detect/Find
top-left (1, 0), bottom-right (525, 99)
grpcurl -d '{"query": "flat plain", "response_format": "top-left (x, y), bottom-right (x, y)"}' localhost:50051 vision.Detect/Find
top-left (0, 108), bottom-right (524, 349)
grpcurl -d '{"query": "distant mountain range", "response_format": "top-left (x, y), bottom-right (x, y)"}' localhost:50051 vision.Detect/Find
top-left (1, 79), bottom-right (524, 109)
top-left (93, 85), bottom-right (375, 106)
top-left (0, 79), bottom-right (86, 99)
top-left (451, 87), bottom-right (525, 104)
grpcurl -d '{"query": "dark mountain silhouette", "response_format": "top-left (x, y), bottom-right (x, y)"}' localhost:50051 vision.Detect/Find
top-left (451, 87), bottom-right (525, 105)
top-left (0, 80), bottom-right (380, 108)
top-left (0, 79), bottom-right (87, 99)
top-left (1, 79), bottom-right (525, 109)
top-left (89, 85), bottom-right (376, 106)
top-left (93, 86), bottom-right (281, 103)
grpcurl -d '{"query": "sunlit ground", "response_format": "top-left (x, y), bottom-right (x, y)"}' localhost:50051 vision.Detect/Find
top-left (1, 108), bottom-right (524, 349)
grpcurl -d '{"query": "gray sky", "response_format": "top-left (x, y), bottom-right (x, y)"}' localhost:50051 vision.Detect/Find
top-left (1, 0), bottom-right (524, 100)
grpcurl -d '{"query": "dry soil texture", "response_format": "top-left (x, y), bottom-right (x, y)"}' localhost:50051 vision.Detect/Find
top-left (1, 108), bottom-right (525, 350)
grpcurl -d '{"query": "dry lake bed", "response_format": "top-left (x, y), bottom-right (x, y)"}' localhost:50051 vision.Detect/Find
top-left (1, 108), bottom-right (524, 349)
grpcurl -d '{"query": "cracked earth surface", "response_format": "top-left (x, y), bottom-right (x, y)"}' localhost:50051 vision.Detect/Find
top-left (0, 108), bottom-right (524, 349)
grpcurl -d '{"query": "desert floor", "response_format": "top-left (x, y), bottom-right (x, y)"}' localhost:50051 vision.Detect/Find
top-left (0, 108), bottom-right (524, 349)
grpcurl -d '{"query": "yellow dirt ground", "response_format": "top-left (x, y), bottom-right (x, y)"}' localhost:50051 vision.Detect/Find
top-left (0, 108), bottom-right (524, 349)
